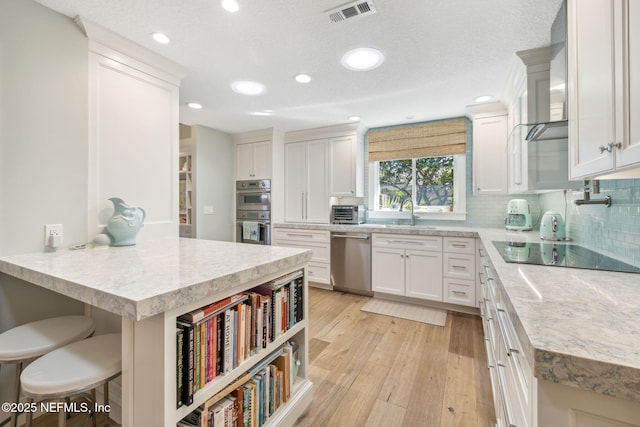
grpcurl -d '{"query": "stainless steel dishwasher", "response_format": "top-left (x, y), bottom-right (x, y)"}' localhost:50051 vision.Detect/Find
top-left (330, 232), bottom-right (372, 296)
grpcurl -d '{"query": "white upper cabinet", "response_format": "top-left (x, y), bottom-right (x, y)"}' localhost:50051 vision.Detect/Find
top-left (568, 0), bottom-right (640, 179)
top-left (235, 140), bottom-right (272, 180)
top-left (329, 135), bottom-right (358, 196)
top-left (471, 107), bottom-right (509, 195)
top-left (283, 139), bottom-right (328, 223)
top-left (283, 124), bottom-right (364, 224)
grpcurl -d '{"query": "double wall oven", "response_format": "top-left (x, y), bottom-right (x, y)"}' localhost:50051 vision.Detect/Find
top-left (236, 179), bottom-right (271, 245)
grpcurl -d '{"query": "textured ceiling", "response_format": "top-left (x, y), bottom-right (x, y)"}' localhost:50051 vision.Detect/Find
top-left (34, 0), bottom-right (563, 134)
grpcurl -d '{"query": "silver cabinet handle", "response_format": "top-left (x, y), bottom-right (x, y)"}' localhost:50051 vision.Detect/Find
top-left (387, 240), bottom-right (428, 245)
top-left (286, 233), bottom-right (313, 238)
top-left (451, 243), bottom-right (467, 248)
top-left (496, 307), bottom-right (519, 355)
top-left (452, 290), bottom-right (467, 296)
top-left (599, 141), bottom-right (621, 153)
top-left (496, 362), bottom-right (518, 427)
top-left (331, 234), bottom-right (370, 240)
top-left (452, 265), bottom-right (467, 270)
top-left (478, 248), bottom-right (486, 257)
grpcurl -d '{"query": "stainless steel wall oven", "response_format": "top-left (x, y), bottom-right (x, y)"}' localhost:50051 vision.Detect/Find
top-left (236, 179), bottom-right (271, 245)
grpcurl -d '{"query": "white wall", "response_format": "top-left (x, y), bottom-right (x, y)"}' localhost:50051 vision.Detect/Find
top-left (0, 0), bottom-right (88, 410)
top-left (192, 125), bottom-right (235, 241)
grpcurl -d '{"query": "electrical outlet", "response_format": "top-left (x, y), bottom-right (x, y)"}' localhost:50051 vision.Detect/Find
top-left (44, 224), bottom-right (63, 248)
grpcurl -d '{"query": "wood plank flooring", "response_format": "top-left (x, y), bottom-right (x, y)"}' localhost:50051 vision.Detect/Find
top-left (24, 287), bottom-right (495, 427)
top-left (296, 287), bottom-right (495, 427)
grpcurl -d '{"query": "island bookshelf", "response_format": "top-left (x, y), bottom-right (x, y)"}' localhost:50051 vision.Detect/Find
top-left (174, 268), bottom-right (311, 426)
top-left (120, 264), bottom-right (312, 427)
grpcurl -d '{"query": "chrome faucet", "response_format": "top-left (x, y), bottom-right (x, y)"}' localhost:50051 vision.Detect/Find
top-left (400, 197), bottom-right (417, 226)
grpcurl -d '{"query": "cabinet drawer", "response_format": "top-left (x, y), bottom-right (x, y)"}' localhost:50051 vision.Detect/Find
top-left (272, 241), bottom-right (329, 263)
top-left (444, 236), bottom-right (476, 254)
top-left (307, 261), bottom-right (330, 284)
top-left (372, 233), bottom-right (442, 251)
top-left (443, 277), bottom-right (476, 307)
top-left (443, 253), bottom-right (475, 279)
top-left (273, 228), bottom-right (330, 244)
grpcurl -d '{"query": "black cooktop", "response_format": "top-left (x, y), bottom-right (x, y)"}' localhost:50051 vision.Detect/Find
top-left (492, 241), bottom-right (640, 274)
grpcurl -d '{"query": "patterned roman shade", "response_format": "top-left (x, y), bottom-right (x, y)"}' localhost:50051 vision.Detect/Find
top-left (368, 118), bottom-right (467, 162)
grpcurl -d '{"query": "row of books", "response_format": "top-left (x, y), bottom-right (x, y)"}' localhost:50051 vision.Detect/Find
top-left (177, 344), bottom-right (296, 427)
top-left (177, 271), bottom-right (304, 407)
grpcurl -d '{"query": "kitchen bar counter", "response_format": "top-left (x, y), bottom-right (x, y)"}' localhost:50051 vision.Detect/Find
top-left (0, 237), bottom-right (312, 320)
top-left (275, 222), bottom-right (640, 402)
top-left (0, 237), bottom-right (312, 427)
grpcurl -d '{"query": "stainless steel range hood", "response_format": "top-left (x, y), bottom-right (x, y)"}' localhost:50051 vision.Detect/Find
top-left (519, 0), bottom-right (568, 142)
top-left (508, 0), bottom-right (578, 192)
top-left (525, 119), bottom-right (568, 141)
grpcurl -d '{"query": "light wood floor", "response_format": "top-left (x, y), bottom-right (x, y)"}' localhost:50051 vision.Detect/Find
top-left (296, 287), bottom-right (496, 427)
top-left (24, 287), bottom-right (495, 427)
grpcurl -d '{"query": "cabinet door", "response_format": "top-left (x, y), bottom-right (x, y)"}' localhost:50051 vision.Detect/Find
top-left (405, 249), bottom-right (443, 301)
top-left (305, 140), bottom-right (329, 223)
top-left (329, 135), bottom-right (356, 196)
top-left (473, 114), bottom-right (508, 195)
top-left (371, 247), bottom-right (405, 295)
top-left (252, 140), bottom-right (272, 179)
top-left (508, 79), bottom-right (529, 194)
top-left (236, 143), bottom-right (255, 180)
top-left (568, 0), bottom-right (617, 178)
top-left (619, 0), bottom-right (640, 168)
top-left (284, 142), bottom-right (306, 222)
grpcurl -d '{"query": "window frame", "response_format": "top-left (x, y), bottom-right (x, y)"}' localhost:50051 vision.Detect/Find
top-left (367, 154), bottom-right (467, 221)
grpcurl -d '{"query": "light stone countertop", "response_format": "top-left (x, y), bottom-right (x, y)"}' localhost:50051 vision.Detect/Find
top-left (0, 237), bottom-right (311, 321)
top-left (275, 222), bottom-right (640, 401)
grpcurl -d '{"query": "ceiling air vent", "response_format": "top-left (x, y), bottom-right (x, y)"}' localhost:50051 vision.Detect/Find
top-left (326, 1), bottom-right (377, 23)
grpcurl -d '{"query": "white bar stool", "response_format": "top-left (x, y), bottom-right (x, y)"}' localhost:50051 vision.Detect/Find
top-left (0, 315), bottom-right (95, 427)
top-left (20, 333), bottom-right (121, 427)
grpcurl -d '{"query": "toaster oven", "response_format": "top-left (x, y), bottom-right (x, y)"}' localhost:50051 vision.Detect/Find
top-left (330, 205), bottom-right (365, 224)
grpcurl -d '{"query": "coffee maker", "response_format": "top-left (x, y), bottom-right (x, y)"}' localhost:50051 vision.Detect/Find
top-left (505, 199), bottom-right (533, 231)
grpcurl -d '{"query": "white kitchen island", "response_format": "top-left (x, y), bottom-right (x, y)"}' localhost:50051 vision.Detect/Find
top-left (0, 237), bottom-right (313, 427)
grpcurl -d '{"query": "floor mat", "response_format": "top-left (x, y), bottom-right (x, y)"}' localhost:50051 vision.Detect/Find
top-left (361, 298), bottom-right (447, 326)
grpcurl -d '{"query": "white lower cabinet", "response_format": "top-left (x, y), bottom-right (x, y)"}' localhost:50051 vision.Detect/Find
top-left (443, 237), bottom-right (477, 307)
top-left (372, 234), bottom-right (443, 301)
top-left (478, 242), bottom-right (640, 427)
top-left (272, 228), bottom-right (330, 285)
top-left (479, 246), bottom-right (534, 427)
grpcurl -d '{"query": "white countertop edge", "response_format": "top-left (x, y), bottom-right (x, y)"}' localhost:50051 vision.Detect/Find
top-left (0, 237), bottom-right (312, 321)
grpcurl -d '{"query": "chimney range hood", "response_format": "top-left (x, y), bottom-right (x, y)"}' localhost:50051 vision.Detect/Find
top-left (509, 0), bottom-right (578, 192)
top-left (517, 0), bottom-right (568, 142)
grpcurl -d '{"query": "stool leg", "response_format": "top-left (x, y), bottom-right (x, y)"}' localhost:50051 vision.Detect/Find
top-left (24, 398), bottom-right (33, 427)
top-left (10, 362), bottom-right (23, 427)
top-left (103, 382), bottom-right (110, 427)
top-left (91, 389), bottom-right (97, 427)
top-left (58, 402), bottom-right (66, 427)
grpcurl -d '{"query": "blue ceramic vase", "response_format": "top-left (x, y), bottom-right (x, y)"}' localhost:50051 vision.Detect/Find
top-left (106, 197), bottom-right (146, 246)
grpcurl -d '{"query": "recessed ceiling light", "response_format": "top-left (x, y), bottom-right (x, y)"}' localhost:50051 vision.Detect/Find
top-left (231, 80), bottom-right (266, 96)
top-left (295, 74), bottom-right (312, 84)
top-left (251, 111), bottom-right (273, 116)
top-left (475, 95), bottom-right (492, 103)
top-left (151, 32), bottom-right (170, 44)
top-left (221, 0), bottom-right (239, 12)
top-left (341, 47), bottom-right (384, 71)
top-left (348, 116), bottom-right (360, 122)
top-left (187, 102), bottom-right (203, 109)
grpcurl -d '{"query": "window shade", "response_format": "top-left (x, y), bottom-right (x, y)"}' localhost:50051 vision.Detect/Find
top-left (368, 118), bottom-right (467, 162)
